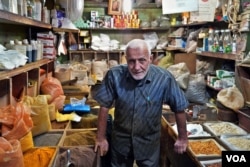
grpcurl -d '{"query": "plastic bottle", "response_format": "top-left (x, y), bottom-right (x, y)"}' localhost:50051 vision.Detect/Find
top-left (17, 0), bottom-right (24, 16)
top-left (15, 41), bottom-right (27, 56)
top-left (27, 0), bottom-right (34, 18)
top-left (5, 40), bottom-right (16, 50)
top-left (213, 30), bottom-right (220, 52)
top-left (218, 29), bottom-right (225, 53)
top-left (223, 29), bottom-right (232, 53)
top-left (23, 0), bottom-right (28, 17)
top-left (207, 29), bottom-right (214, 52)
top-left (232, 31), bottom-right (239, 54)
top-left (33, 0), bottom-right (41, 21)
top-left (36, 40), bottom-right (43, 60)
top-left (23, 39), bottom-right (32, 63)
top-left (31, 40), bottom-right (37, 62)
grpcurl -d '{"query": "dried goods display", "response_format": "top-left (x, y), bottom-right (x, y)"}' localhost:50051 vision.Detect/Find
top-left (172, 123), bottom-right (211, 138)
top-left (203, 122), bottom-right (247, 136)
top-left (200, 159), bottom-right (222, 167)
top-left (188, 139), bottom-right (225, 157)
top-left (220, 134), bottom-right (250, 151)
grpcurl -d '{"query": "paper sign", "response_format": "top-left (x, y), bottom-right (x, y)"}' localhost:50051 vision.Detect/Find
top-left (190, 0), bottom-right (217, 22)
top-left (162, 0), bottom-right (198, 14)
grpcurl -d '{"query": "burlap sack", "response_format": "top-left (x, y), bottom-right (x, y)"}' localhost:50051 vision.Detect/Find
top-left (217, 86), bottom-right (245, 111)
top-left (30, 105), bottom-right (52, 137)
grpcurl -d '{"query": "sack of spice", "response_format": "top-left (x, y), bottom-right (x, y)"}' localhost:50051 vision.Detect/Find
top-left (0, 103), bottom-right (33, 140)
top-left (0, 137), bottom-right (24, 167)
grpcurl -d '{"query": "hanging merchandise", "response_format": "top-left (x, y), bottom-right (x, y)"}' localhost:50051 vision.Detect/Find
top-left (57, 0), bottom-right (84, 22)
top-left (57, 32), bottom-right (67, 55)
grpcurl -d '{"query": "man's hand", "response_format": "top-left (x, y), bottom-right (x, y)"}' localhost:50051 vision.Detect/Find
top-left (94, 139), bottom-right (109, 156)
top-left (174, 138), bottom-right (188, 154)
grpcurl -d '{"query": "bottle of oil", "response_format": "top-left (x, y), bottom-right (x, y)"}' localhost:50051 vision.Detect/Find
top-left (213, 30), bottom-right (220, 52)
top-left (223, 29), bottom-right (232, 53)
top-left (218, 29), bottom-right (225, 53)
top-left (207, 29), bottom-right (214, 52)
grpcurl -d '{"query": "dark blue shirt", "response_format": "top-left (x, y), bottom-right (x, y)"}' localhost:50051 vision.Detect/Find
top-left (93, 64), bottom-right (189, 160)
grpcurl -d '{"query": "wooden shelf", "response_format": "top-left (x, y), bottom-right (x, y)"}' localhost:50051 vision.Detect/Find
top-left (69, 49), bottom-right (165, 53)
top-left (237, 63), bottom-right (250, 68)
top-left (165, 47), bottom-right (185, 52)
top-left (196, 51), bottom-right (237, 60)
top-left (170, 20), bottom-right (228, 28)
top-left (0, 9), bottom-right (51, 29)
top-left (84, 1), bottom-right (159, 9)
top-left (53, 27), bottom-right (80, 33)
top-left (80, 27), bottom-right (169, 31)
top-left (0, 59), bottom-right (53, 80)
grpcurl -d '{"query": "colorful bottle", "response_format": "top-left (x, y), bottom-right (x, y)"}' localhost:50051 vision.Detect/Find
top-left (213, 30), bottom-right (220, 52)
top-left (208, 29), bottom-right (214, 52)
top-left (218, 29), bottom-right (225, 53)
top-left (232, 31), bottom-right (239, 54)
top-left (223, 29), bottom-right (232, 53)
top-left (23, 39), bottom-right (32, 63)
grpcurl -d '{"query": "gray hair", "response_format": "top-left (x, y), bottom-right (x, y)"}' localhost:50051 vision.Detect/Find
top-left (125, 39), bottom-right (151, 56)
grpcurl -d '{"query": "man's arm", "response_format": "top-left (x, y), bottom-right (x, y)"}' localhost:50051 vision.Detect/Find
top-left (94, 106), bottom-right (109, 156)
top-left (174, 111), bottom-right (188, 154)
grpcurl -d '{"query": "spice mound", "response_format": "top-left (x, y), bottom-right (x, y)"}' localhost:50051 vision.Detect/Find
top-left (189, 139), bottom-right (222, 156)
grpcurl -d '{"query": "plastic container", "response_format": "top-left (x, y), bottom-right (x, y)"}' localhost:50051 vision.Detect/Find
top-left (23, 39), bottom-right (32, 63)
top-left (36, 40), bottom-right (43, 60)
top-left (33, 0), bottom-right (41, 21)
top-left (15, 41), bottom-right (26, 56)
top-left (213, 30), bottom-right (220, 52)
top-left (223, 29), bottom-right (232, 53)
top-left (17, 0), bottom-right (24, 16)
top-left (31, 40), bottom-right (37, 62)
top-left (207, 29), bottom-right (214, 52)
top-left (218, 29), bottom-right (225, 53)
top-left (2, 0), bottom-right (18, 14)
top-left (5, 40), bottom-right (15, 50)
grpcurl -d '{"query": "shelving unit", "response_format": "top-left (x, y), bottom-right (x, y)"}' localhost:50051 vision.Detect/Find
top-left (0, 10), bottom-right (51, 29)
top-left (196, 51), bottom-right (237, 60)
top-left (0, 10), bottom-right (54, 107)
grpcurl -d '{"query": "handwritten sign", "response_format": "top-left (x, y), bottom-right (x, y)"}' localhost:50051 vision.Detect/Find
top-left (162, 0), bottom-right (198, 14)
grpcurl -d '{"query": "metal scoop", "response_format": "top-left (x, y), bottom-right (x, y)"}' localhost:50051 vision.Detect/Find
top-left (66, 149), bottom-right (74, 167)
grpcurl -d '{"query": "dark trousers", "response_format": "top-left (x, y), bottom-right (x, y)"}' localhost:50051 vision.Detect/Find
top-left (111, 145), bottom-right (160, 167)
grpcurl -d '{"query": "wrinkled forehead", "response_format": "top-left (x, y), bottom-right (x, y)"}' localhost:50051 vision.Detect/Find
top-left (126, 47), bottom-right (150, 58)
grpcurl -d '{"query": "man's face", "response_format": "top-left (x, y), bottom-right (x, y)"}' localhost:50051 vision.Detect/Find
top-left (126, 47), bottom-right (152, 80)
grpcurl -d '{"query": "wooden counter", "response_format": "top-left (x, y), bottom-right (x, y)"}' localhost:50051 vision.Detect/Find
top-left (160, 116), bottom-right (202, 167)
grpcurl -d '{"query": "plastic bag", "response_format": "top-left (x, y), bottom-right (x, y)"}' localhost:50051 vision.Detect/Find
top-left (57, 0), bottom-right (84, 22)
top-left (217, 86), bottom-right (244, 111)
top-left (167, 62), bottom-right (190, 90)
top-left (185, 74), bottom-right (208, 104)
top-left (0, 103), bottom-right (33, 140)
top-left (41, 77), bottom-right (64, 102)
top-left (30, 105), bottom-right (51, 137)
top-left (0, 138), bottom-right (24, 167)
top-left (143, 32), bottom-right (159, 50)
